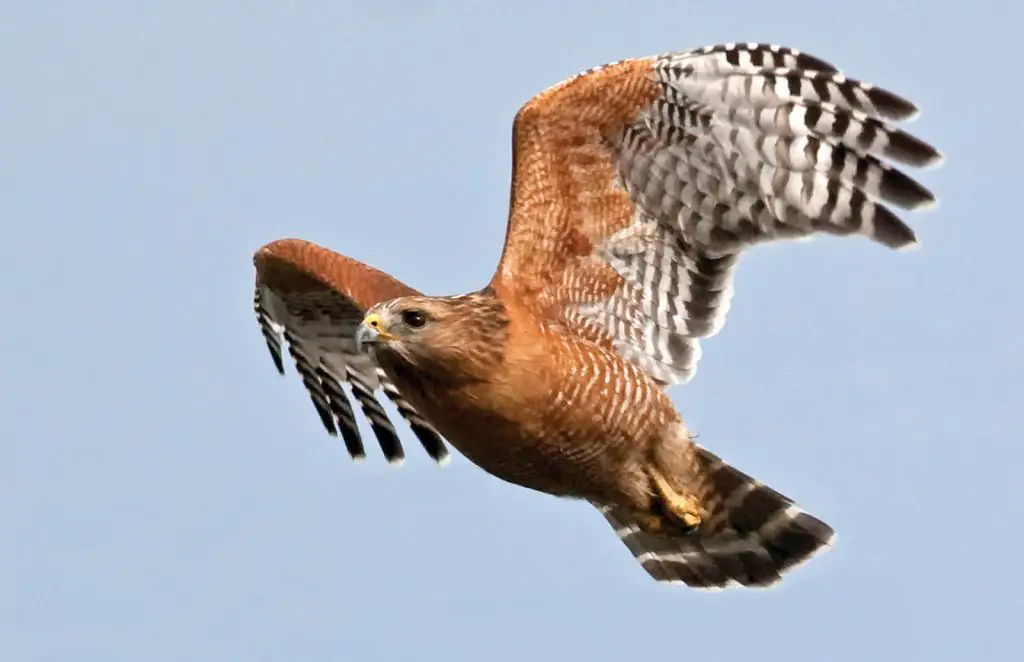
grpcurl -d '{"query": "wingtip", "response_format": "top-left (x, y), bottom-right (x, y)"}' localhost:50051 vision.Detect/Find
top-left (923, 148), bottom-right (947, 170)
top-left (912, 194), bottom-right (940, 212)
top-left (867, 86), bottom-right (920, 122)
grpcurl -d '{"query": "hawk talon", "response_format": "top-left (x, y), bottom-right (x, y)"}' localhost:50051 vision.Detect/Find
top-left (649, 466), bottom-right (704, 531)
top-left (631, 509), bottom-right (699, 538)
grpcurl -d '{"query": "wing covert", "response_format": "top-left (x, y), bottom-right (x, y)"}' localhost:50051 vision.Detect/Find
top-left (254, 238), bottom-right (450, 465)
top-left (490, 43), bottom-right (942, 385)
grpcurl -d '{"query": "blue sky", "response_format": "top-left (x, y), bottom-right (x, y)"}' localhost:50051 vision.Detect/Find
top-left (2, 1), bottom-right (1018, 660)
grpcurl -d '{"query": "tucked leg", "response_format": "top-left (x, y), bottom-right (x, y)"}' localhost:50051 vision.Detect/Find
top-left (648, 464), bottom-right (705, 530)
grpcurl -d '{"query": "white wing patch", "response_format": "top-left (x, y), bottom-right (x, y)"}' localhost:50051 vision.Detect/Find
top-left (581, 218), bottom-right (738, 383)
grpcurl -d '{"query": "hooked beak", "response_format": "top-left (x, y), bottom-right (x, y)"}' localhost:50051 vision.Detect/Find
top-left (355, 311), bottom-right (392, 353)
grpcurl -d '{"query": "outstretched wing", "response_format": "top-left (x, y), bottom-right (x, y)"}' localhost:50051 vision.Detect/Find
top-left (491, 43), bottom-right (942, 385)
top-left (253, 238), bottom-right (449, 465)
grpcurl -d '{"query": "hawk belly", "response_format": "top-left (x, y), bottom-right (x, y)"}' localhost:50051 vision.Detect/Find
top-left (377, 330), bottom-right (675, 510)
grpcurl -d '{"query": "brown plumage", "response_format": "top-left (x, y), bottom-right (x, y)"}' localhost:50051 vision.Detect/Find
top-left (253, 43), bottom-right (942, 589)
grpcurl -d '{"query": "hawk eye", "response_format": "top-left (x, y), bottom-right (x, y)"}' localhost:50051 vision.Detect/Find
top-left (401, 309), bottom-right (427, 328)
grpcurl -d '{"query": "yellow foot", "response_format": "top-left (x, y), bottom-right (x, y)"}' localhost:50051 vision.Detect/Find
top-left (648, 466), bottom-right (704, 530)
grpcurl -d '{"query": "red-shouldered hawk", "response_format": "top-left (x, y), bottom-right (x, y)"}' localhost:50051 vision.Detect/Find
top-left (253, 43), bottom-right (941, 589)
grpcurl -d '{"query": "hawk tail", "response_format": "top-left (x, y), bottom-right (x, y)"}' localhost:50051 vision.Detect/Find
top-left (598, 446), bottom-right (834, 589)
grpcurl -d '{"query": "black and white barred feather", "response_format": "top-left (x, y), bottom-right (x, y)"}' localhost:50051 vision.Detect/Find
top-left (254, 287), bottom-right (450, 465)
top-left (597, 442), bottom-right (835, 589)
top-left (584, 43), bottom-right (942, 385)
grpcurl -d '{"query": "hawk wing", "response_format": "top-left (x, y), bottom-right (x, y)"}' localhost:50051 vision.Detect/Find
top-left (253, 238), bottom-right (449, 465)
top-left (491, 43), bottom-right (942, 385)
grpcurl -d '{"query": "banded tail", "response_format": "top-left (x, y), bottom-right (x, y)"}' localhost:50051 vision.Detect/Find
top-left (598, 446), bottom-right (834, 589)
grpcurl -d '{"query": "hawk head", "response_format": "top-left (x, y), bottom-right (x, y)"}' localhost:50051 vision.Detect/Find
top-left (356, 292), bottom-right (510, 383)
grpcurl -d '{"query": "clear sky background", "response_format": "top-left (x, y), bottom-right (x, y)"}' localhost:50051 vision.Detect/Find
top-left (1, 1), bottom-right (1018, 660)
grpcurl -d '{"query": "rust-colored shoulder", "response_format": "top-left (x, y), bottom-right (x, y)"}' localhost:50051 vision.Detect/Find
top-left (255, 238), bottom-right (421, 309)
top-left (256, 237), bottom-right (419, 307)
top-left (490, 57), bottom-right (659, 303)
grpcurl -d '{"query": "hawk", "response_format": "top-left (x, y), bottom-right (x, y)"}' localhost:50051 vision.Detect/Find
top-left (253, 43), bottom-right (941, 589)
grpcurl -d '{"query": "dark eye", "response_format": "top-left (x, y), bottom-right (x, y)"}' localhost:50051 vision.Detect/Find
top-left (401, 309), bottom-right (427, 328)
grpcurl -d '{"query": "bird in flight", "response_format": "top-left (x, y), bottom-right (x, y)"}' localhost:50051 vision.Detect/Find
top-left (252, 43), bottom-right (942, 589)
